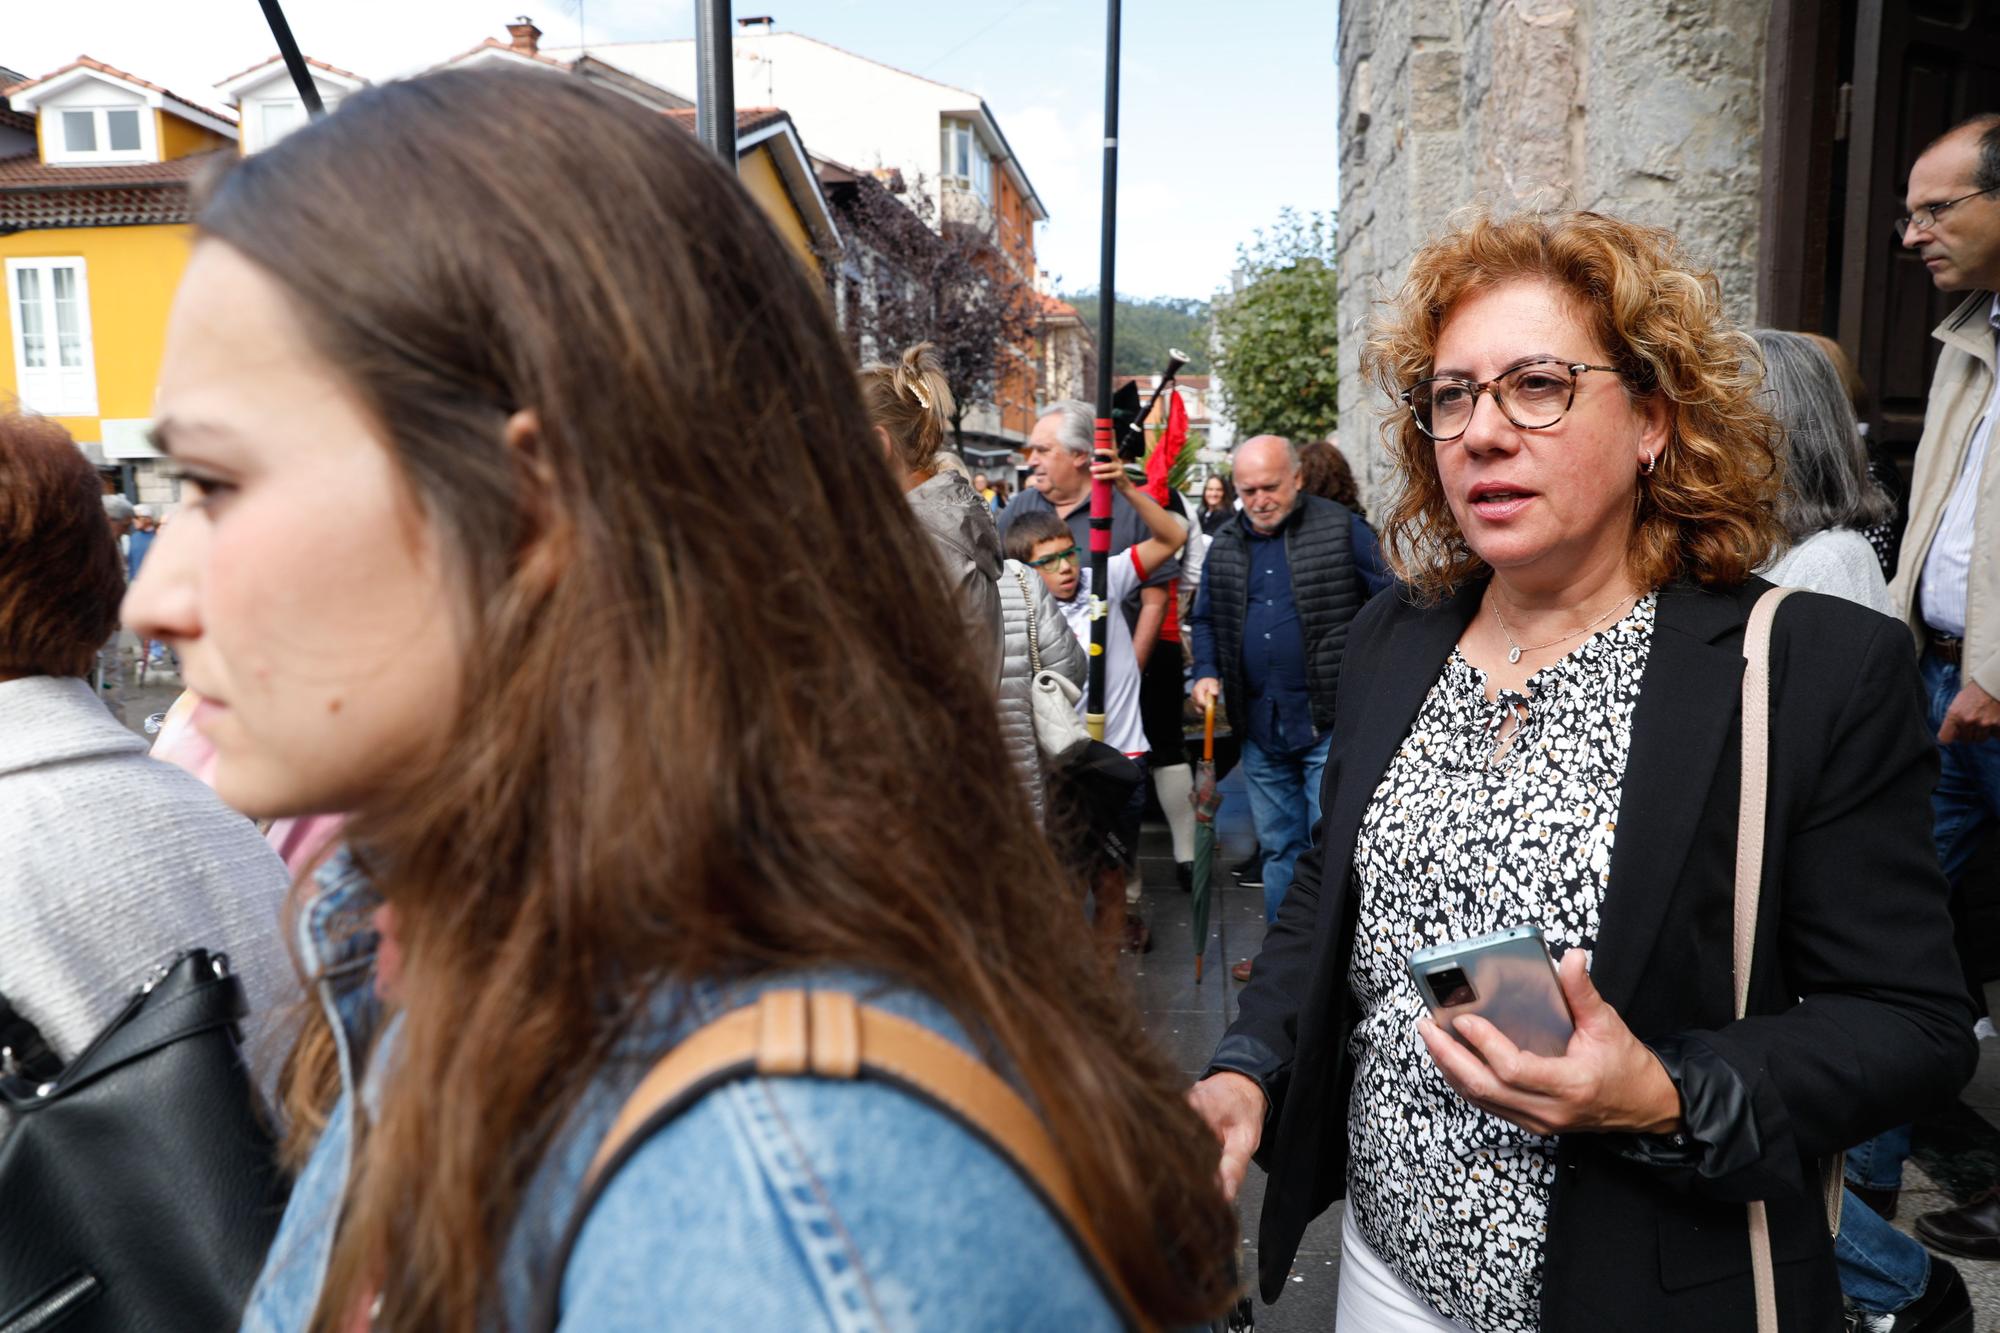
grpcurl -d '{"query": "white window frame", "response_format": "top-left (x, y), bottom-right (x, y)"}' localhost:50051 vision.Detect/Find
top-left (6, 257), bottom-right (99, 417)
top-left (46, 104), bottom-right (155, 165)
top-left (940, 120), bottom-right (993, 205)
top-left (258, 99), bottom-right (309, 150)
top-left (971, 139), bottom-right (993, 204)
top-left (941, 120), bottom-right (972, 185)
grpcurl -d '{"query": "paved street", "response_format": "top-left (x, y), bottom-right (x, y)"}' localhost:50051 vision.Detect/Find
top-left (1124, 771), bottom-right (2000, 1330)
top-left (105, 636), bottom-right (183, 739)
top-left (1122, 768), bottom-right (1343, 1328)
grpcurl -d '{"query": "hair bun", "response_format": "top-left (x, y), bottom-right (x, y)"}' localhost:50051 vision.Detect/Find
top-left (861, 342), bottom-right (953, 472)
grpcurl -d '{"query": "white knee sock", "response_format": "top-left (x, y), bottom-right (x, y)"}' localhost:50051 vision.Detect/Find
top-left (1152, 762), bottom-right (1195, 863)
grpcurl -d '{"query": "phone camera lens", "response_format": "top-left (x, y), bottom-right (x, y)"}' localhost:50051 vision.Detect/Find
top-left (1426, 967), bottom-right (1476, 1008)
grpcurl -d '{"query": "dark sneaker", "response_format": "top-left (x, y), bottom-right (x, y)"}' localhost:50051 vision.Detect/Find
top-left (1175, 861), bottom-right (1193, 893)
top-left (1231, 862), bottom-right (1263, 889)
top-left (1915, 1186), bottom-right (2000, 1260)
top-left (1846, 1256), bottom-right (1973, 1333)
top-left (1121, 913), bottom-right (1153, 954)
top-left (1231, 958), bottom-right (1254, 983)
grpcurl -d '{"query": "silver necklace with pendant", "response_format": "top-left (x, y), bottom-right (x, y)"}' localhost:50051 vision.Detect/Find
top-left (1490, 591), bottom-right (1635, 665)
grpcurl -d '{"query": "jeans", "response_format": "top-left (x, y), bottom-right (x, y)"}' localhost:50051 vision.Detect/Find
top-left (1925, 652), bottom-right (2000, 1006)
top-left (1836, 1130), bottom-right (1929, 1313)
top-left (1847, 1124), bottom-right (1913, 1192)
top-left (1836, 1188), bottom-right (1931, 1315)
top-left (1241, 732), bottom-right (1331, 923)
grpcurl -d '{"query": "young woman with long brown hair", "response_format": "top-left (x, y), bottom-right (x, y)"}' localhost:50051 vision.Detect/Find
top-left (124, 68), bottom-right (1237, 1332)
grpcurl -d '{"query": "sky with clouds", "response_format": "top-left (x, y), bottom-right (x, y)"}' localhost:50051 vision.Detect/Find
top-left (6, 1), bottom-right (1336, 300)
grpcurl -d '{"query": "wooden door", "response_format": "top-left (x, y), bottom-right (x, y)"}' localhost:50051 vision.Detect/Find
top-left (1840, 0), bottom-right (2000, 459)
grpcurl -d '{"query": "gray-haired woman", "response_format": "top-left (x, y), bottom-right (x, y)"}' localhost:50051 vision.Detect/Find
top-left (1753, 329), bottom-right (1898, 614)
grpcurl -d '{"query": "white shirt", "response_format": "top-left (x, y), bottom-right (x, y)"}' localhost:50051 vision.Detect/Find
top-left (1052, 549), bottom-right (1150, 756)
top-left (1919, 294), bottom-right (2000, 638)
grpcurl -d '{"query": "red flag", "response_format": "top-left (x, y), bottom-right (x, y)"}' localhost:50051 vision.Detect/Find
top-left (1145, 388), bottom-right (1186, 502)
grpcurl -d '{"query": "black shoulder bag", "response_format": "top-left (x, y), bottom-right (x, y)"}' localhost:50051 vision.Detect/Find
top-left (0, 951), bottom-right (291, 1333)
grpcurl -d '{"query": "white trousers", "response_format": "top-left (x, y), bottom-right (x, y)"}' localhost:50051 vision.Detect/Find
top-left (1336, 1205), bottom-right (1478, 1333)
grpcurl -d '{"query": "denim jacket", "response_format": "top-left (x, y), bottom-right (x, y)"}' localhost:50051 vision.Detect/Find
top-left (240, 849), bottom-right (1121, 1332)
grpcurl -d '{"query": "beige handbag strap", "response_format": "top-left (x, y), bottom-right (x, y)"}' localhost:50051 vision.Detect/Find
top-left (1737, 587), bottom-right (1792, 1333)
top-left (1739, 587), bottom-right (1854, 1332)
top-left (1733, 588), bottom-right (1793, 1019)
top-left (565, 988), bottom-right (1151, 1332)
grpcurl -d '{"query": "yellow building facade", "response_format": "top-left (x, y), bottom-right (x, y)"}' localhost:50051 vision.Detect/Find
top-left (663, 108), bottom-right (840, 280)
top-left (1, 45), bottom-right (837, 491)
top-left (0, 222), bottom-right (194, 453)
top-left (0, 57), bottom-right (235, 485)
top-left (740, 145), bottom-right (819, 269)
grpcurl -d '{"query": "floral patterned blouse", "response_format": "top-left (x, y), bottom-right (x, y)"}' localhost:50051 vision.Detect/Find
top-left (1344, 592), bottom-right (1657, 1332)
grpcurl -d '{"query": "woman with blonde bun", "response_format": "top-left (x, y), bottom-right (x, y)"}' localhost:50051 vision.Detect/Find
top-left (861, 342), bottom-right (1005, 686)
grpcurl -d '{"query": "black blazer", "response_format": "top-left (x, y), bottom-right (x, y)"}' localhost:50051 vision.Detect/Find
top-left (1209, 577), bottom-right (1978, 1330)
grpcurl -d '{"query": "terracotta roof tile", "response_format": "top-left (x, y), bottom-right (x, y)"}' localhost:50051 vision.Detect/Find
top-left (3, 55), bottom-right (235, 126)
top-left (1036, 292), bottom-right (1080, 319)
top-left (661, 107), bottom-right (788, 136)
top-left (0, 148), bottom-right (230, 230)
top-left (214, 53), bottom-right (369, 91)
top-left (439, 37), bottom-right (572, 70)
top-left (0, 185), bottom-right (192, 230)
top-left (0, 150), bottom-right (223, 188)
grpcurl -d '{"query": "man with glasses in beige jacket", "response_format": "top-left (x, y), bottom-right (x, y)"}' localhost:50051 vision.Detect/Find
top-left (1884, 113), bottom-right (2000, 1271)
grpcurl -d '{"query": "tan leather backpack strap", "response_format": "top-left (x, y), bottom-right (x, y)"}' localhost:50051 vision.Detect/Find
top-left (537, 988), bottom-right (1150, 1333)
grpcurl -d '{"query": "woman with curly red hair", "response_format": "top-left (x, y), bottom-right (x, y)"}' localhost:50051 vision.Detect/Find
top-left (1190, 210), bottom-right (1974, 1330)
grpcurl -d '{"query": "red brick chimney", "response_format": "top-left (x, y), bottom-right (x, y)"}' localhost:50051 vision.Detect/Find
top-left (506, 15), bottom-right (543, 56)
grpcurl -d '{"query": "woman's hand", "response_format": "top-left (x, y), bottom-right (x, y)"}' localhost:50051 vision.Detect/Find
top-left (1418, 949), bottom-right (1682, 1137)
top-left (1187, 1072), bottom-right (1267, 1201)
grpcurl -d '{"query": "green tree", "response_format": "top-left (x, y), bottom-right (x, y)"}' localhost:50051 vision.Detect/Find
top-left (1212, 209), bottom-right (1339, 443)
top-left (1065, 292), bottom-right (1213, 377)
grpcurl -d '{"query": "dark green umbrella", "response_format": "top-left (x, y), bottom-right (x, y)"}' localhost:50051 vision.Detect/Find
top-left (1190, 701), bottom-right (1223, 982)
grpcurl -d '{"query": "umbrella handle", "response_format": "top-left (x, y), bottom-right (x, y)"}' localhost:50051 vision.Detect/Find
top-left (1203, 699), bottom-right (1216, 763)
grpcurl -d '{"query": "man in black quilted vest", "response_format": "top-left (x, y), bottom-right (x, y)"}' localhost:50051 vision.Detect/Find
top-left (1189, 435), bottom-right (1391, 981)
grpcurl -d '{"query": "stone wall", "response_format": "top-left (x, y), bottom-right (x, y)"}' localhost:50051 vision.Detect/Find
top-left (1336, 0), bottom-right (1769, 501)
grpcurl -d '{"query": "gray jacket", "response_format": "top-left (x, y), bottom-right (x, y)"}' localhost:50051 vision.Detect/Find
top-left (997, 560), bottom-right (1086, 825)
top-left (0, 676), bottom-right (292, 1063)
top-left (907, 470), bottom-right (1004, 688)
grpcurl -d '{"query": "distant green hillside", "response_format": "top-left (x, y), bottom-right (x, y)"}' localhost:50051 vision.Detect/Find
top-left (1066, 292), bottom-right (1213, 377)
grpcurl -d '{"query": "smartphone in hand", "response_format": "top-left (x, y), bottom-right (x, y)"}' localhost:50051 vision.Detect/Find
top-left (1407, 925), bottom-right (1575, 1058)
